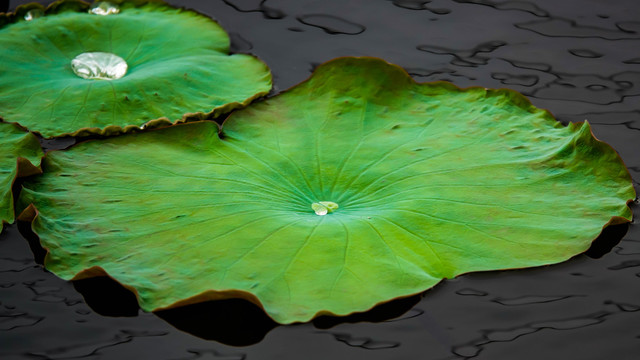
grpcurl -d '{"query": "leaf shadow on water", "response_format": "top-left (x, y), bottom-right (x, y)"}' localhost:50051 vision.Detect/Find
top-left (311, 295), bottom-right (422, 329)
top-left (584, 222), bottom-right (630, 259)
top-left (69, 275), bottom-right (421, 346)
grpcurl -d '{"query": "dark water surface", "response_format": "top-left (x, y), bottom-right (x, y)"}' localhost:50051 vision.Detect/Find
top-left (2, 0), bottom-right (639, 358)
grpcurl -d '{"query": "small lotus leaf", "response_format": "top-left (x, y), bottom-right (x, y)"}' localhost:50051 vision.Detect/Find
top-left (18, 58), bottom-right (634, 324)
top-left (0, 0), bottom-right (272, 138)
top-left (1, 122), bottom-right (42, 231)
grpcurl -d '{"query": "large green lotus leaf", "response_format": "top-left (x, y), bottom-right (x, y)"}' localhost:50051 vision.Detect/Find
top-left (18, 58), bottom-right (634, 324)
top-left (1, 122), bottom-right (42, 231)
top-left (0, 0), bottom-right (272, 138)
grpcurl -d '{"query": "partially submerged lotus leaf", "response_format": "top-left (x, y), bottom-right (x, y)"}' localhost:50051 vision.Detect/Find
top-left (0, 0), bottom-right (272, 138)
top-left (19, 58), bottom-right (634, 323)
top-left (1, 122), bottom-right (42, 231)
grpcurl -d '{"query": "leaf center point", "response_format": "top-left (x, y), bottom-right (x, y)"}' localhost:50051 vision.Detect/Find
top-left (311, 201), bottom-right (339, 216)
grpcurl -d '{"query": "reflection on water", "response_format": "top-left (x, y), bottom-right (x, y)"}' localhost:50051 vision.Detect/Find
top-left (2, 0), bottom-right (639, 358)
top-left (297, 14), bottom-right (366, 35)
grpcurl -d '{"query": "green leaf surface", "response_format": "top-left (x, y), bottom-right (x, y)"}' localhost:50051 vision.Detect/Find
top-left (19, 57), bottom-right (635, 324)
top-left (1, 122), bottom-right (42, 231)
top-left (0, 0), bottom-right (272, 138)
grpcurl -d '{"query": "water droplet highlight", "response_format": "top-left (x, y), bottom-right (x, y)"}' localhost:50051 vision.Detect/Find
top-left (89, 2), bottom-right (120, 16)
top-left (71, 52), bottom-right (127, 80)
top-left (24, 9), bottom-right (44, 21)
top-left (312, 201), bottom-right (339, 216)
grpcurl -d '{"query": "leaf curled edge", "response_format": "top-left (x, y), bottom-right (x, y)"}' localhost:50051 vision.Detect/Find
top-left (1, 122), bottom-right (42, 231)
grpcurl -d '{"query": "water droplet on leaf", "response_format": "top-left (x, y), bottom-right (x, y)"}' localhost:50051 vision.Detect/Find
top-left (312, 201), bottom-right (339, 216)
top-left (71, 52), bottom-right (127, 80)
top-left (89, 2), bottom-right (120, 16)
top-left (24, 9), bottom-right (44, 21)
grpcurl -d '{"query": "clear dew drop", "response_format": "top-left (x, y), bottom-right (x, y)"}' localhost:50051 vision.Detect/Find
top-left (71, 52), bottom-right (127, 80)
top-left (89, 2), bottom-right (120, 16)
top-left (312, 203), bottom-right (328, 216)
top-left (312, 201), bottom-right (339, 216)
top-left (24, 9), bottom-right (44, 21)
